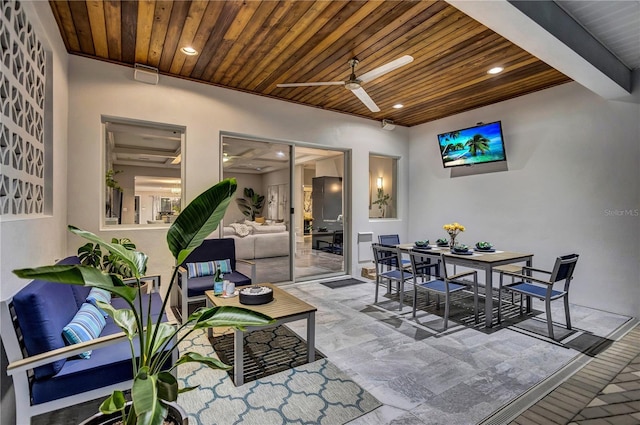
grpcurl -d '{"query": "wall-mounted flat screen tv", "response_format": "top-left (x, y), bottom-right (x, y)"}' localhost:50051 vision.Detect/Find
top-left (437, 121), bottom-right (507, 168)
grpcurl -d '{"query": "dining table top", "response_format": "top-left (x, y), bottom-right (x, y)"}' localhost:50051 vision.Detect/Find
top-left (396, 243), bottom-right (533, 264)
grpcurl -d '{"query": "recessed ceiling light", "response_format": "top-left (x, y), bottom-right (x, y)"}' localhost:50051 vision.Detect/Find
top-left (487, 67), bottom-right (504, 75)
top-left (276, 151), bottom-right (285, 157)
top-left (393, 104), bottom-right (404, 109)
top-left (180, 46), bottom-right (198, 56)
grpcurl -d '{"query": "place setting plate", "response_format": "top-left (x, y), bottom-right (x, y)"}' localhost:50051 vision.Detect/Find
top-left (451, 250), bottom-right (474, 255)
top-left (475, 242), bottom-right (495, 252)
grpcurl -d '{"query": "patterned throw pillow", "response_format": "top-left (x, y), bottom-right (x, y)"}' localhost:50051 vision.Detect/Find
top-left (186, 261), bottom-right (217, 278)
top-left (62, 303), bottom-right (107, 359)
top-left (86, 287), bottom-right (112, 317)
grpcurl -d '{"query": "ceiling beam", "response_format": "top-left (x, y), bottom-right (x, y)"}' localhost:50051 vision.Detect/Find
top-left (447, 0), bottom-right (632, 99)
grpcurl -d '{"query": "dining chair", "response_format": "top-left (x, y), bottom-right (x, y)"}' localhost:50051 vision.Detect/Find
top-left (498, 254), bottom-right (579, 339)
top-left (409, 252), bottom-right (478, 329)
top-left (317, 230), bottom-right (343, 255)
top-left (372, 243), bottom-right (413, 311)
top-left (378, 234), bottom-right (411, 268)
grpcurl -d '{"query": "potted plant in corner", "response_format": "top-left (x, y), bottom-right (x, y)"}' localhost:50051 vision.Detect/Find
top-left (13, 177), bottom-right (275, 425)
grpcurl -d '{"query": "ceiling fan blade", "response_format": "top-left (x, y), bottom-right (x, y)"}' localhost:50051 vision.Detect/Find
top-left (277, 81), bottom-right (344, 88)
top-left (351, 87), bottom-right (380, 112)
top-left (358, 55), bottom-right (414, 83)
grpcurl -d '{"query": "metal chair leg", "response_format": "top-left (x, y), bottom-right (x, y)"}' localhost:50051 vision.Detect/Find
top-left (413, 276), bottom-right (418, 319)
top-left (564, 295), bottom-right (572, 330)
top-left (546, 297), bottom-right (555, 339)
top-left (473, 282), bottom-right (479, 324)
top-left (498, 274), bottom-right (503, 324)
top-left (443, 291), bottom-right (450, 330)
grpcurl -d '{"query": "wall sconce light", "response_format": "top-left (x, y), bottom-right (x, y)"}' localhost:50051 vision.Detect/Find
top-left (376, 177), bottom-right (383, 189)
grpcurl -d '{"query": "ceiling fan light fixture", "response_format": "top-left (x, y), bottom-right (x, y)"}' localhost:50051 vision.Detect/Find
top-left (487, 66), bottom-right (504, 75)
top-left (344, 80), bottom-right (361, 90)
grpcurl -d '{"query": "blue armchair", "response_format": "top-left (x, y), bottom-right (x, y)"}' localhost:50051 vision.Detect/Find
top-left (176, 238), bottom-right (255, 323)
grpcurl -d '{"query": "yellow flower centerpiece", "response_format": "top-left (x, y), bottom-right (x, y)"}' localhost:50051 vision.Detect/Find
top-left (443, 222), bottom-right (465, 249)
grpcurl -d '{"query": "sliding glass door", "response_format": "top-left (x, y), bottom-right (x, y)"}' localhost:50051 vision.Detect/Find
top-left (221, 133), bottom-right (348, 284)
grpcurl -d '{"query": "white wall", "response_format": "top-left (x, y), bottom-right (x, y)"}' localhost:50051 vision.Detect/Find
top-left (408, 82), bottom-right (640, 317)
top-left (66, 55), bottom-right (410, 289)
top-left (0, 2), bottom-right (70, 424)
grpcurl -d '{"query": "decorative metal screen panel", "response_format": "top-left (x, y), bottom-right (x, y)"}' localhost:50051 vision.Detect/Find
top-left (0, 0), bottom-right (46, 216)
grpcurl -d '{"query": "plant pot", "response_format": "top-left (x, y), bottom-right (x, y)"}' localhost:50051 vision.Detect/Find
top-left (79, 401), bottom-right (188, 425)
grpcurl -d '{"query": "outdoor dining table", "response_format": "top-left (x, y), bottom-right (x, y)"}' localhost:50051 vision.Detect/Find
top-left (397, 244), bottom-right (533, 328)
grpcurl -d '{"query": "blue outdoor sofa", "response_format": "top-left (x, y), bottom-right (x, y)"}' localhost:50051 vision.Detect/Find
top-left (0, 256), bottom-right (177, 425)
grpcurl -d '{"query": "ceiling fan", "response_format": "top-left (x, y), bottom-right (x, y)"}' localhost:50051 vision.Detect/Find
top-left (277, 55), bottom-right (414, 113)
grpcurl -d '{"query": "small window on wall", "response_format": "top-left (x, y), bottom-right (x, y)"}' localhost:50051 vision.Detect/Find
top-left (103, 117), bottom-right (184, 227)
top-left (369, 154), bottom-right (397, 219)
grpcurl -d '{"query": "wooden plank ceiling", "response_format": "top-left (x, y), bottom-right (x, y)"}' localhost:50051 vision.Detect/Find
top-left (49, 0), bottom-right (571, 127)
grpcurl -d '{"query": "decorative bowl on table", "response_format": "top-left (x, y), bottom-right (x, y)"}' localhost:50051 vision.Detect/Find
top-left (239, 285), bottom-right (274, 305)
top-left (436, 238), bottom-right (448, 247)
top-left (475, 241), bottom-right (495, 252)
top-left (414, 240), bottom-right (430, 248)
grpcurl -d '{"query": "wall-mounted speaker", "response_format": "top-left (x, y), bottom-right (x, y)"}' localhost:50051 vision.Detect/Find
top-left (133, 64), bottom-right (159, 85)
top-left (381, 119), bottom-right (396, 130)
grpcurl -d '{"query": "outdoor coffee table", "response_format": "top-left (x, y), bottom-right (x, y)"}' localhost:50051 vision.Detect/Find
top-left (205, 283), bottom-right (317, 386)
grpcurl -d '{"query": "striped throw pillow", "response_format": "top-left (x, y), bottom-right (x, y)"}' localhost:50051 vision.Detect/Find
top-left (86, 287), bottom-right (111, 317)
top-left (186, 261), bottom-right (217, 278)
top-left (62, 302), bottom-right (107, 359)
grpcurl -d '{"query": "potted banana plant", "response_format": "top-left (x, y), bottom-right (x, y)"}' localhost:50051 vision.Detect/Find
top-left (13, 178), bottom-right (275, 425)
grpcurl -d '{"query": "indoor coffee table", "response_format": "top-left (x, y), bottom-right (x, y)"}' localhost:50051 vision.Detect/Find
top-left (205, 283), bottom-right (317, 386)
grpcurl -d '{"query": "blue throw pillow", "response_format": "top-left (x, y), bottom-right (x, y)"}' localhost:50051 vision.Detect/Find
top-left (62, 303), bottom-right (106, 359)
top-left (214, 259), bottom-right (232, 274)
top-left (186, 261), bottom-right (217, 278)
top-left (86, 287), bottom-right (111, 317)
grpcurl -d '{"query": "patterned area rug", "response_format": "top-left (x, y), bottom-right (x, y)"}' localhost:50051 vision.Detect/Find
top-left (177, 328), bottom-right (381, 425)
top-left (210, 325), bottom-right (326, 383)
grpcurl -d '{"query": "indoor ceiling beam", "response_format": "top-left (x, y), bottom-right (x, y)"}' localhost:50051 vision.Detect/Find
top-left (447, 0), bottom-right (632, 99)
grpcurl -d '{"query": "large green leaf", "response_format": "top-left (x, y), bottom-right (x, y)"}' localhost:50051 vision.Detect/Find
top-left (98, 302), bottom-right (138, 337)
top-left (156, 372), bottom-right (179, 402)
top-left (166, 178), bottom-right (237, 265)
top-left (136, 401), bottom-right (166, 425)
top-left (77, 242), bottom-right (102, 267)
top-left (12, 265), bottom-right (137, 301)
top-left (174, 351), bottom-right (231, 370)
top-left (99, 390), bottom-right (127, 415)
top-left (148, 322), bottom-right (176, 359)
top-left (132, 367), bottom-right (157, 419)
top-left (190, 306), bottom-right (275, 330)
top-left (68, 226), bottom-right (148, 278)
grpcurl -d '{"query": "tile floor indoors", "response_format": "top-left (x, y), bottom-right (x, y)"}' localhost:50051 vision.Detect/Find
top-left (32, 277), bottom-right (635, 425)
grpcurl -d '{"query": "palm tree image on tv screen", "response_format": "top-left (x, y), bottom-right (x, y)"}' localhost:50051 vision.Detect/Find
top-left (437, 121), bottom-right (507, 168)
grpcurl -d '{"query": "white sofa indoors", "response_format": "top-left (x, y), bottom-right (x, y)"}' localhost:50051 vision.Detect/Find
top-left (223, 220), bottom-right (289, 259)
